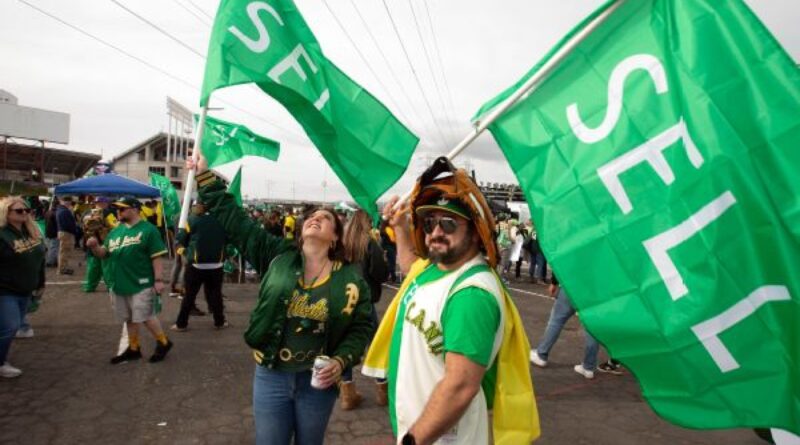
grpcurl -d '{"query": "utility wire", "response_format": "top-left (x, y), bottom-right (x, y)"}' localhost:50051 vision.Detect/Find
top-left (348, 0), bottom-right (427, 133)
top-left (421, 0), bottom-right (461, 142)
top-left (118, 0), bottom-right (291, 134)
top-left (321, 0), bottom-right (412, 126)
top-left (109, 0), bottom-right (308, 142)
top-left (169, 0), bottom-right (212, 27)
top-left (111, 0), bottom-right (206, 58)
top-left (18, 0), bottom-right (306, 143)
top-left (407, 0), bottom-right (458, 144)
top-left (184, 0), bottom-right (214, 20)
top-left (379, 0), bottom-right (448, 149)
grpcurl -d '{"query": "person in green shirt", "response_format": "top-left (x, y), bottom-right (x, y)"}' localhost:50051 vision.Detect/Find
top-left (86, 196), bottom-right (173, 365)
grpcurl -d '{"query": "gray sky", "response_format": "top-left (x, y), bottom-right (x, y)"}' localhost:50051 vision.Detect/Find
top-left (2, 0), bottom-right (798, 202)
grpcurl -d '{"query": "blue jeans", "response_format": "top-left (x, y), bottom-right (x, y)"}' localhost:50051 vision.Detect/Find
top-left (528, 252), bottom-right (547, 280)
top-left (535, 288), bottom-right (599, 370)
top-left (0, 294), bottom-right (30, 364)
top-left (45, 237), bottom-right (59, 266)
top-left (19, 298), bottom-right (31, 332)
top-left (253, 366), bottom-right (338, 445)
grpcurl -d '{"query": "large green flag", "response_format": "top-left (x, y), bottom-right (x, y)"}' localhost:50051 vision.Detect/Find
top-left (201, 0), bottom-right (419, 218)
top-left (228, 166), bottom-right (243, 207)
top-left (479, 0), bottom-right (800, 434)
top-left (201, 115), bottom-right (280, 168)
top-left (149, 172), bottom-right (181, 228)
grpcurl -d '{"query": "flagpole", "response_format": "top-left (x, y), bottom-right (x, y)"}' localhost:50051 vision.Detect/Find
top-left (392, 0), bottom-right (624, 209)
top-left (177, 103), bottom-right (209, 230)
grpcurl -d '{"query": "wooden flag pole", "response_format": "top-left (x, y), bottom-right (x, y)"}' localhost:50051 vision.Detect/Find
top-left (390, 0), bottom-right (624, 211)
top-left (177, 104), bottom-right (209, 231)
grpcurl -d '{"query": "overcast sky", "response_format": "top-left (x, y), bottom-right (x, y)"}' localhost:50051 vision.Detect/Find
top-left (2, 0), bottom-right (798, 202)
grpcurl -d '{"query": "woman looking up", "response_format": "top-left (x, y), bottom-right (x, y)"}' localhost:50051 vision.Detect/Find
top-left (188, 155), bottom-right (374, 445)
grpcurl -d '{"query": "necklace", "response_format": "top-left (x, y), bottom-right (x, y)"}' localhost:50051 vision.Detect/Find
top-left (303, 257), bottom-right (329, 289)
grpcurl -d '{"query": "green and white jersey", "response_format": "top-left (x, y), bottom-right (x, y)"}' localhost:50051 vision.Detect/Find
top-left (388, 255), bottom-right (504, 445)
top-left (103, 220), bottom-right (167, 296)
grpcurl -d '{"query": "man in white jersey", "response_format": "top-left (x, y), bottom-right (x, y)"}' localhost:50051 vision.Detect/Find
top-left (369, 157), bottom-right (538, 445)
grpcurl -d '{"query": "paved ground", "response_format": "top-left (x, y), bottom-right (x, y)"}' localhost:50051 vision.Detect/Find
top-left (0, 259), bottom-right (767, 444)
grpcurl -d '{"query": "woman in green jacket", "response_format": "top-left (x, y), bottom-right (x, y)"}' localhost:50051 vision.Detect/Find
top-left (191, 158), bottom-right (374, 445)
top-left (0, 196), bottom-right (46, 378)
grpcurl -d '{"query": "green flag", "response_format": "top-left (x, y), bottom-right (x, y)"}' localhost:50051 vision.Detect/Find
top-left (479, 0), bottom-right (800, 434)
top-left (200, 115), bottom-right (280, 168)
top-left (200, 0), bottom-right (419, 218)
top-left (149, 172), bottom-right (181, 228)
top-left (228, 166), bottom-right (242, 207)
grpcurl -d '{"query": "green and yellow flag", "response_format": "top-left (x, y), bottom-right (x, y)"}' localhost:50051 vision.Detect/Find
top-left (479, 0), bottom-right (800, 435)
top-left (201, 115), bottom-right (280, 168)
top-left (201, 0), bottom-right (419, 218)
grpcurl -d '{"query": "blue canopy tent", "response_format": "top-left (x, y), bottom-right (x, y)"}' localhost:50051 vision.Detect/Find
top-left (54, 174), bottom-right (160, 198)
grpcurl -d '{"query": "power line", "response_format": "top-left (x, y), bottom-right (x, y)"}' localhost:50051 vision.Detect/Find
top-left (17, 0), bottom-right (306, 143)
top-left (321, 0), bottom-right (412, 126)
top-left (169, 0), bottom-right (211, 27)
top-left (407, 0), bottom-right (458, 144)
top-left (110, 0), bottom-right (309, 142)
top-left (348, 0), bottom-right (427, 133)
top-left (184, 0), bottom-right (214, 20)
top-left (379, 0), bottom-right (449, 149)
top-left (421, 0), bottom-right (461, 142)
top-left (111, 0), bottom-right (206, 58)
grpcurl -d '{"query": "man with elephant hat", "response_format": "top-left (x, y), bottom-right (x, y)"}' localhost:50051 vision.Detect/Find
top-left (363, 157), bottom-right (539, 445)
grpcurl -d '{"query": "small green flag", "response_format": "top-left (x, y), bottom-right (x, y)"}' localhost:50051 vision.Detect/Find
top-left (200, 0), bottom-right (419, 219)
top-left (149, 172), bottom-right (181, 228)
top-left (228, 166), bottom-right (242, 207)
top-left (478, 0), bottom-right (800, 435)
top-left (200, 115), bottom-right (280, 168)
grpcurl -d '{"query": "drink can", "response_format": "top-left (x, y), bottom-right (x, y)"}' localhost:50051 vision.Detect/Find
top-left (311, 355), bottom-right (331, 389)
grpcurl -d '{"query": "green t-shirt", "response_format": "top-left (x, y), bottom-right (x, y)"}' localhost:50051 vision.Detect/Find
top-left (397, 264), bottom-right (501, 365)
top-left (103, 220), bottom-right (167, 295)
top-left (274, 276), bottom-right (332, 371)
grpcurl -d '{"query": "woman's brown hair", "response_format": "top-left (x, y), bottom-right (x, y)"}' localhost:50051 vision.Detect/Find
top-left (343, 209), bottom-right (371, 264)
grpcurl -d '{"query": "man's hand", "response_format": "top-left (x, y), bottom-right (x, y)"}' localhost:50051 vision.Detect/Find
top-left (153, 280), bottom-right (165, 295)
top-left (382, 195), bottom-right (410, 230)
top-left (86, 237), bottom-right (99, 249)
top-left (314, 359), bottom-right (343, 389)
top-left (548, 283), bottom-right (559, 298)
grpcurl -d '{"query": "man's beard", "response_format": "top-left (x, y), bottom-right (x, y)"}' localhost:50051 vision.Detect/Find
top-left (427, 236), bottom-right (473, 265)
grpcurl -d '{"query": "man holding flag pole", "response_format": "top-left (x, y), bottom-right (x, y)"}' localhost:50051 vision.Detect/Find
top-left (376, 0), bottom-right (799, 442)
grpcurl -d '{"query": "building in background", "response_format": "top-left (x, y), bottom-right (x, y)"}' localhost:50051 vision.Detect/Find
top-left (111, 132), bottom-right (193, 193)
top-left (111, 97), bottom-right (194, 193)
top-left (0, 89), bottom-right (99, 195)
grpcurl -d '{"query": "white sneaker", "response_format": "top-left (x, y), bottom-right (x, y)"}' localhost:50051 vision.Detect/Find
top-left (15, 328), bottom-right (34, 339)
top-left (530, 350), bottom-right (548, 367)
top-left (574, 364), bottom-right (595, 379)
top-left (0, 362), bottom-right (22, 378)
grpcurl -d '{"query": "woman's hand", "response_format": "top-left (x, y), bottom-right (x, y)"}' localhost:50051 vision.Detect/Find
top-left (185, 151), bottom-right (208, 174)
top-left (86, 237), bottom-right (99, 249)
top-left (314, 359), bottom-right (343, 389)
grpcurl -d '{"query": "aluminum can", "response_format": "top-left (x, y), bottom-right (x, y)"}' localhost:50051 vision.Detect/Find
top-left (311, 355), bottom-right (331, 389)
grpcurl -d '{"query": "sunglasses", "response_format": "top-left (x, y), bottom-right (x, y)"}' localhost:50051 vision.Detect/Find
top-left (10, 208), bottom-right (32, 215)
top-left (422, 216), bottom-right (461, 235)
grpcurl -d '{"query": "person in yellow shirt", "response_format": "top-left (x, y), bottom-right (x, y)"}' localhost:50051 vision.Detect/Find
top-left (283, 211), bottom-right (296, 240)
